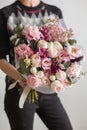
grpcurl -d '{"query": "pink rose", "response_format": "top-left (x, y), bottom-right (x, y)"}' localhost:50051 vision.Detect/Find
top-left (42, 76), bottom-right (50, 86)
top-left (66, 62), bottom-right (81, 78)
top-left (41, 58), bottom-right (51, 70)
top-left (27, 75), bottom-right (40, 88)
top-left (62, 79), bottom-right (71, 88)
top-left (14, 44), bottom-right (33, 60)
top-left (31, 54), bottom-right (41, 67)
top-left (51, 80), bottom-right (63, 93)
top-left (22, 26), bottom-right (41, 41)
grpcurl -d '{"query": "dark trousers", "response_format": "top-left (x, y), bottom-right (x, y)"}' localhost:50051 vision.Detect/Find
top-left (4, 86), bottom-right (73, 130)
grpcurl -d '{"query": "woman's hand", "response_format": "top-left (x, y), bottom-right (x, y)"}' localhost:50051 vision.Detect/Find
top-left (0, 59), bottom-right (27, 88)
top-left (18, 75), bottom-right (27, 88)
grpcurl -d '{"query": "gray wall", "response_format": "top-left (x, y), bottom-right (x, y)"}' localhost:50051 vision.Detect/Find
top-left (0, 0), bottom-right (87, 130)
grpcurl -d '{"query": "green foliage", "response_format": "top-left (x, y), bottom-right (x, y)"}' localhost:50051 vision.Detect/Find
top-left (14, 25), bottom-right (23, 35)
top-left (68, 39), bottom-right (77, 45)
top-left (59, 62), bottom-right (71, 70)
top-left (63, 61), bottom-right (71, 69)
top-left (59, 64), bottom-right (66, 70)
top-left (69, 77), bottom-right (78, 84)
top-left (18, 60), bottom-right (30, 75)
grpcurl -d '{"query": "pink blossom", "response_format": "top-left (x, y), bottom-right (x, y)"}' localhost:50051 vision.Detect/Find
top-left (22, 26), bottom-right (41, 41)
top-left (58, 49), bottom-right (71, 62)
top-left (27, 75), bottom-right (41, 88)
top-left (41, 58), bottom-right (51, 70)
top-left (47, 23), bottom-right (66, 42)
top-left (58, 33), bottom-right (68, 43)
top-left (66, 62), bottom-right (81, 78)
top-left (14, 44), bottom-right (33, 60)
top-left (62, 79), bottom-right (71, 88)
top-left (37, 48), bottom-right (48, 58)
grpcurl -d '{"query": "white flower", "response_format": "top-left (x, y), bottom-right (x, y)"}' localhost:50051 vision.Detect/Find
top-left (54, 41), bottom-right (63, 50)
top-left (37, 71), bottom-right (44, 78)
top-left (48, 48), bottom-right (58, 58)
top-left (55, 70), bottom-right (66, 81)
top-left (48, 42), bottom-right (54, 49)
top-left (31, 54), bottom-right (41, 67)
top-left (30, 67), bottom-right (37, 74)
top-left (38, 40), bottom-right (48, 49)
top-left (51, 80), bottom-right (63, 93)
top-left (49, 75), bottom-right (56, 81)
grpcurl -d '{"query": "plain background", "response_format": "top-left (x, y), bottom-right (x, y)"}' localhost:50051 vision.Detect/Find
top-left (0, 0), bottom-right (87, 130)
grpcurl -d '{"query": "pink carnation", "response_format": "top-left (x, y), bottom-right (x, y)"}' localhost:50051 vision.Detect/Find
top-left (14, 44), bottom-right (33, 60)
top-left (27, 75), bottom-right (41, 88)
top-left (58, 49), bottom-right (71, 62)
top-left (22, 26), bottom-right (41, 41)
top-left (66, 62), bottom-right (81, 78)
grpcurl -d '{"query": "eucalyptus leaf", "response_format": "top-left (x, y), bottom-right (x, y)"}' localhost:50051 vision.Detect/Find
top-left (69, 77), bottom-right (78, 84)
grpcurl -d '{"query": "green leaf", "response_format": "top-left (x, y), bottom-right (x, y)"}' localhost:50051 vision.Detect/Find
top-left (63, 61), bottom-right (71, 69)
top-left (14, 25), bottom-right (23, 34)
top-left (19, 60), bottom-right (30, 75)
top-left (59, 64), bottom-right (66, 70)
top-left (69, 78), bottom-right (78, 84)
top-left (68, 39), bottom-right (77, 45)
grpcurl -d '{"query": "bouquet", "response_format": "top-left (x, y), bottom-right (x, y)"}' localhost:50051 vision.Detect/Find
top-left (9, 17), bottom-right (83, 108)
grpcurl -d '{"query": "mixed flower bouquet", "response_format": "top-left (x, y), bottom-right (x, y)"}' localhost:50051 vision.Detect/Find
top-left (9, 17), bottom-right (83, 108)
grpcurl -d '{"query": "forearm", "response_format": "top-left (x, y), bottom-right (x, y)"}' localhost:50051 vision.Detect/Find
top-left (0, 59), bottom-right (22, 81)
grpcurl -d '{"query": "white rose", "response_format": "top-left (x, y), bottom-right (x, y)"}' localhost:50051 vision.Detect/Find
top-left (37, 71), bottom-right (44, 78)
top-left (30, 67), bottom-right (37, 74)
top-left (48, 48), bottom-right (58, 58)
top-left (38, 40), bottom-right (48, 49)
top-left (31, 54), bottom-right (41, 67)
top-left (55, 70), bottom-right (66, 81)
top-left (54, 41), bottom-right (63, 50)
top-left (48, 42), bottom-right (54, 49)
top-left (49, 75), bottom-right (56, 81)
top-left (51, 80), bottom-right (63, 93)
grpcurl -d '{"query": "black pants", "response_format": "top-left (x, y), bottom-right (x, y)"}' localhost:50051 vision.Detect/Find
top-left (4, 86), bottom-right (73, 130)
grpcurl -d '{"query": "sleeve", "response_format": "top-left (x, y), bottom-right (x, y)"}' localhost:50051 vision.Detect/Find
top-left (0, 9), bottom-right (10, 60)
top-left (56, 7), bottom-right (67, 29)
top-left (57, 8), bottom-right (63, 19)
